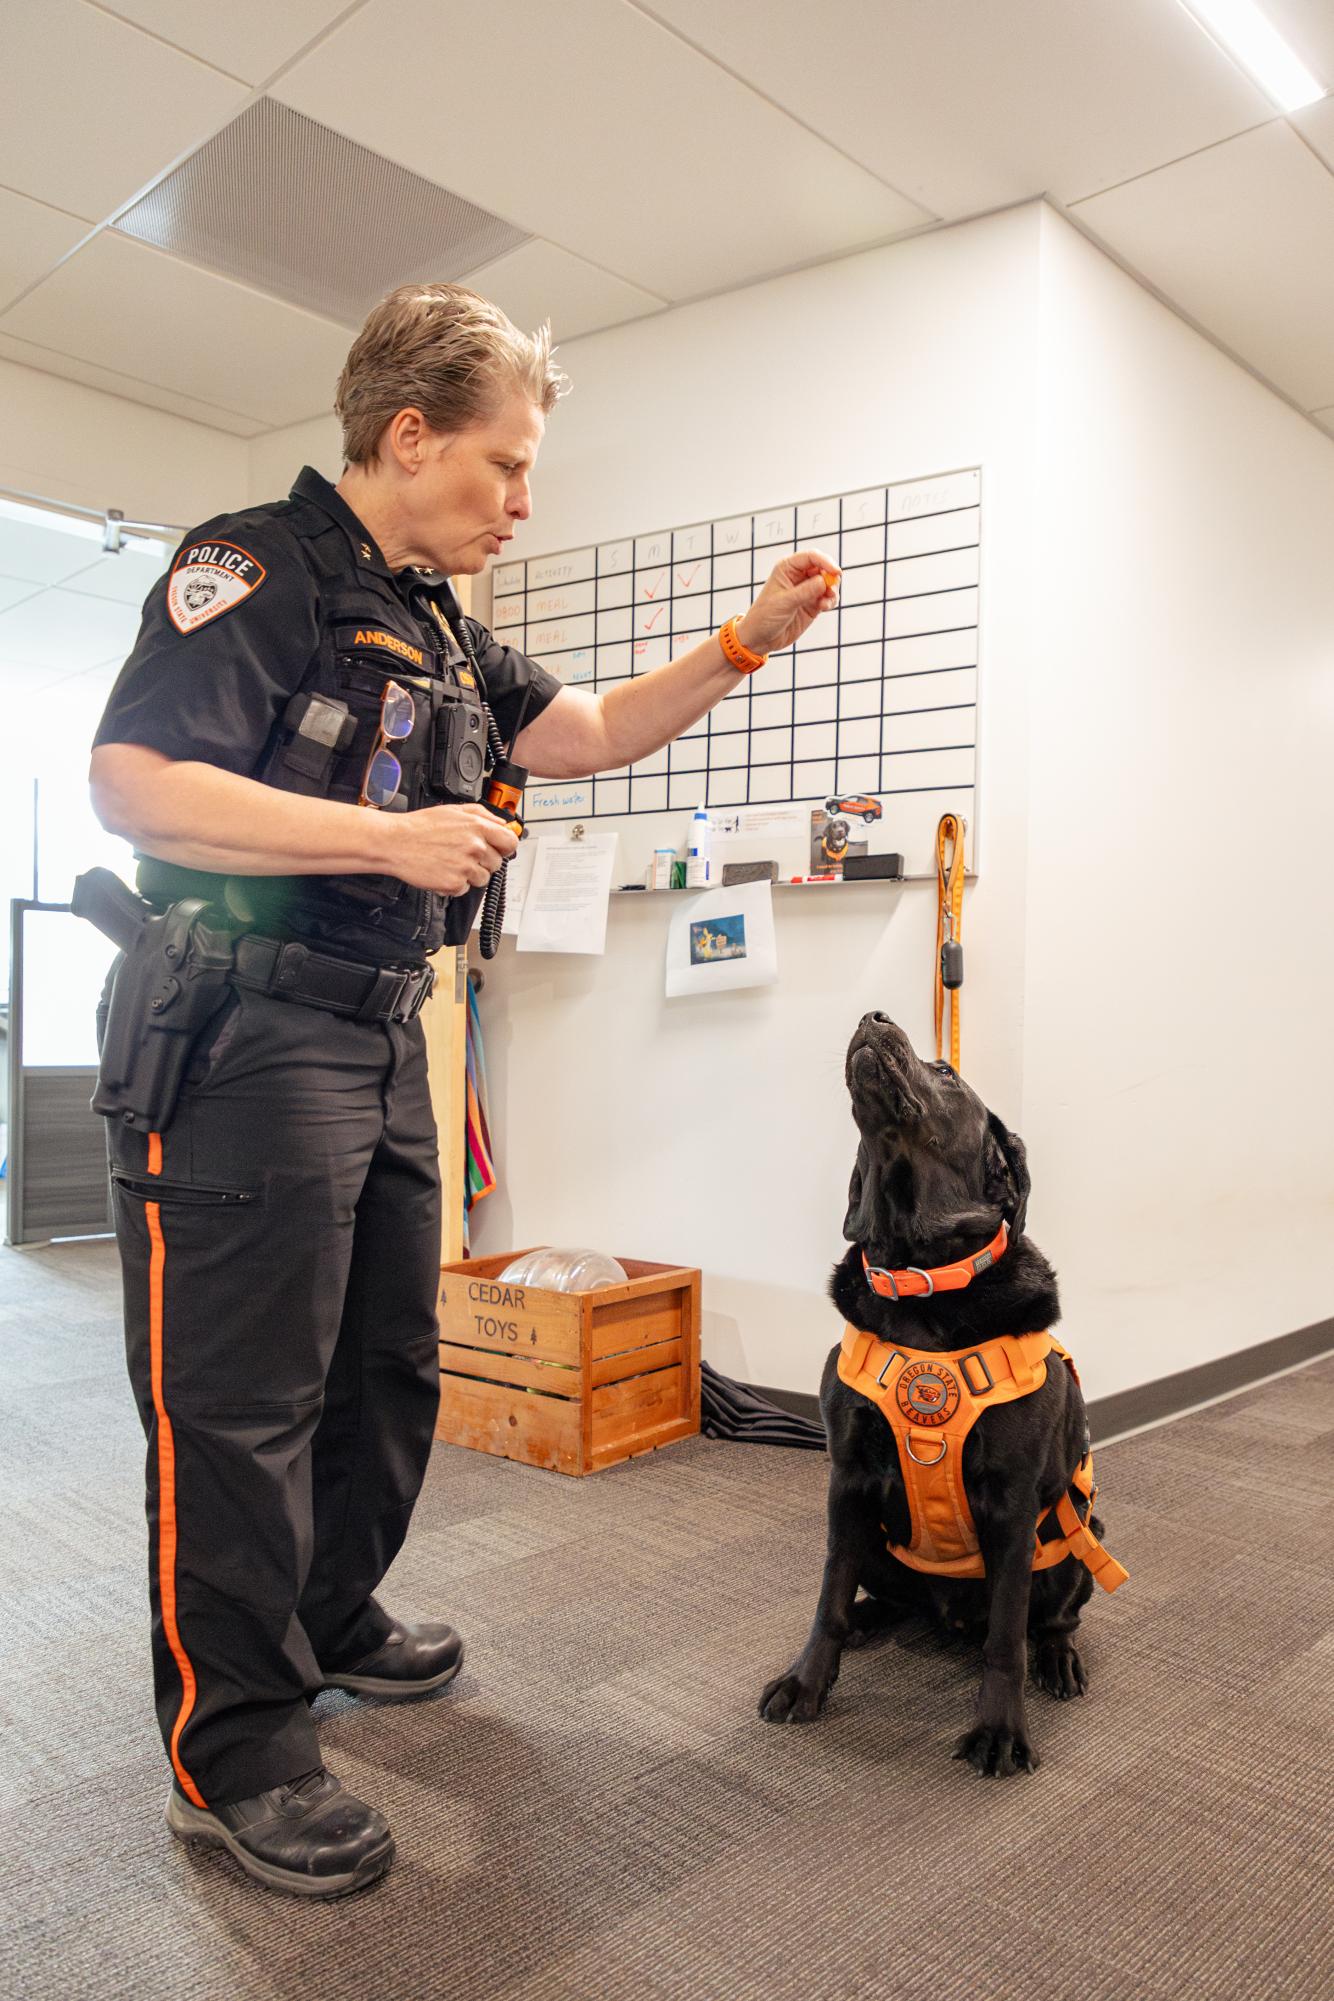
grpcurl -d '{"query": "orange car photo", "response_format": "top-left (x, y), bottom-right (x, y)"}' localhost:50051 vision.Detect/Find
top-left (825, 795), bottom-right (883, 823)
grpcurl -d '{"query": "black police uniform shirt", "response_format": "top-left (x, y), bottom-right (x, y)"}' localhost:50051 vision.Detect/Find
top-left (93, 467), bottom-right (561, 964)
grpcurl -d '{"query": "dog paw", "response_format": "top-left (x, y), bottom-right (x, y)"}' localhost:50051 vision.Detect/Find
top-left (758, 1672), bottom-right (830, 1724)
top-left (1034, 1638), bottom-right (1088, 1701)
top-left (953, 1722), bottom-right (1041, 1777)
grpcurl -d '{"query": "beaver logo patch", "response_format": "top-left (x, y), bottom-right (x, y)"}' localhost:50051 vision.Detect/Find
top-left (896, 1361), bottom-right (961, 1428)
top-left (167, 540), bottom-right (267, 634)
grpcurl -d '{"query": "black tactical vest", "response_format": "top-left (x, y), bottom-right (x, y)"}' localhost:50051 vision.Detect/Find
top-left (140, 492), bottom-right (491, 962)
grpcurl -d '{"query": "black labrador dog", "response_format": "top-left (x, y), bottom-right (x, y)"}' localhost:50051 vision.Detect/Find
top-left (759, 1012), bottom-right (1105, 1776)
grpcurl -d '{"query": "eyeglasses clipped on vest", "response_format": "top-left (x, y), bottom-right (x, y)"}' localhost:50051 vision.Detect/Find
top-left (359, 680), bottom-right (416, 809)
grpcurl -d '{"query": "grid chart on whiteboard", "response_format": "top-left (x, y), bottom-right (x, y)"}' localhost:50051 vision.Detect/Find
top-left (492, 467), bottom-right (979, 825)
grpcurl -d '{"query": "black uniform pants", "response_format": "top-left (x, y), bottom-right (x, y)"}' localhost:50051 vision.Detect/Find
top-left (107, 981), bottom-right (442, 1806)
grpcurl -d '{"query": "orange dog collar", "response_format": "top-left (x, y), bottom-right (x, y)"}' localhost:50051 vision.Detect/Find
top-left (862, 1218), bottom-right (1009, 1301)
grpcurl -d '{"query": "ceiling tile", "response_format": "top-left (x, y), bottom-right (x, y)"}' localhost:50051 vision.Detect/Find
top-left (1073, 122), bottom-right (1334, 411)
top-left (461, 240), bottom-right (665, 344)
top-left (0, 332), bottom-right (269, 439)
top-left (0, 233), bottom-right (352, 429)
top-left (97, 0), bottom-right (357, 86)
top-left (0, 497), bottom-right (107, 587)
top-left (61, 542), bottom-right (175, 606)
top-left (0, 577), bottom-right (44, 614)
top-left (1293, 93), bottom-right (1334, 173)
top-left (0, 190), bottom-right (89, 317)
top-left (117, 97), bottom-right (530, 326)
top-left (638, 0), bottom-right (1275, 215)
top-left (0, 653), bottom-right (127, 701)
top-left (273, 0), bottom-right (929, 300)
top-left (1311, 405), bottom-right (1334, 437)
top-left (0, 584), bottom-right (144, 677)
top-left (1, 0), bottom-right (246, 223)
top-left (1262, 2), bottom-right (1334, 91)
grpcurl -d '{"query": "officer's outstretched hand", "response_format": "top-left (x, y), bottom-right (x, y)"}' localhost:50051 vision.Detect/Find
top-left (736, 550), bottom-right (839, 657)
top-left (391, 803), bottom-right (520, 894)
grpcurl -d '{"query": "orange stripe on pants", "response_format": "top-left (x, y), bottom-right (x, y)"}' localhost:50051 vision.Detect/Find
top-left (145, 1131), bottom-right (206, 1809)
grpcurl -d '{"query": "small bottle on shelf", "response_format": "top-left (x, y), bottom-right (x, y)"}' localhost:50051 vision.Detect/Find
top-left (685, 804), bottom-right (712, 887)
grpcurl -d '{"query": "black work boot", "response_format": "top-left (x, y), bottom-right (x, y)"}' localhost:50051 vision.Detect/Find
top-left (322, 1620), bottom-right (464, 1698)
top-left (165, 1767), bottom-right (393, 1898)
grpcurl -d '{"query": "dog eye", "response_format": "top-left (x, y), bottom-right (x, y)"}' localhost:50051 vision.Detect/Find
top-left (934, 1061), bottom-right (957, 1083)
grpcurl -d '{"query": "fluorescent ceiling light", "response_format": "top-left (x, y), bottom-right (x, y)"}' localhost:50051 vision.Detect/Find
top-left (1179, 1), bottom-right (1325, 110)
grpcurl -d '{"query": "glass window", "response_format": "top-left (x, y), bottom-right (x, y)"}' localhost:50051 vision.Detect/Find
top-left (0, 494), bottom-right (177, 983)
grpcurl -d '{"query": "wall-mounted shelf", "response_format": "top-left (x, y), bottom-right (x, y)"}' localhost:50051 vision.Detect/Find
top-left (611, 874), bottom-right (915, 895)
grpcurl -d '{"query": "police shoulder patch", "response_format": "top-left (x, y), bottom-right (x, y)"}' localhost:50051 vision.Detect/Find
top-left (167, 538), bottom-right (267, 635)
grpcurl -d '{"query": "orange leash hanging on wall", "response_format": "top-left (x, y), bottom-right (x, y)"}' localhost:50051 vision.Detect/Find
top-left (935, 814), bottom-right (965, 1072)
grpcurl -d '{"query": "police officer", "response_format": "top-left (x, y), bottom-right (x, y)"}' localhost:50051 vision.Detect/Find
top-left (89, 282), bottom-right (839, 1898)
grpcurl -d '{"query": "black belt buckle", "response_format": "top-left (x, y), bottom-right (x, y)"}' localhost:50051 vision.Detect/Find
top-left (358, 962), bottom-right (434, 1023)
top-left (397, 963), bottom-right (434, 1021)
top-left (356, 968), bottom-right (406, 1022)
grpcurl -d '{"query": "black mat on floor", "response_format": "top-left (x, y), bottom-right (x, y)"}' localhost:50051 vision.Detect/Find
top-left (700, 1361), bottom-right (826, 1448)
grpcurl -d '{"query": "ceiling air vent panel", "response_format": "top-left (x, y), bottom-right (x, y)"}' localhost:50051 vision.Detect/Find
top-left (115, 97), bottom-right (531, 327)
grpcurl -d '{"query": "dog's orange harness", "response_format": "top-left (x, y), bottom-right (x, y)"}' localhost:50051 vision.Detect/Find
top-left (837, 1323), bottom-right (1128, 1591)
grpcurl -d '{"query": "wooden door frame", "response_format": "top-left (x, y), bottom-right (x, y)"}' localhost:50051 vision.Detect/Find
top-left (420, 574), bottom-right (473, 1263)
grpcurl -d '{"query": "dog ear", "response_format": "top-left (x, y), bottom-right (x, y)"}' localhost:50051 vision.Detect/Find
top-left (986, 1112), bottom-right (1030, 1237)
top-left (843, 1143), bottom-right (875, 1244)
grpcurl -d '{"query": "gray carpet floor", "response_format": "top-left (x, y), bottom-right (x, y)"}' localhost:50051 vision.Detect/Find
top-left (2, 1235), bottom-right (1332, 2001)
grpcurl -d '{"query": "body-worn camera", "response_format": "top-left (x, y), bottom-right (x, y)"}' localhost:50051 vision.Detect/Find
top-left (432, 697), bottom-right (486, 798)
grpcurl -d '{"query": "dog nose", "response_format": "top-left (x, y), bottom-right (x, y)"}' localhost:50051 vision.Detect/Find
top-left (864, 1012), bottom-right (890, 1027)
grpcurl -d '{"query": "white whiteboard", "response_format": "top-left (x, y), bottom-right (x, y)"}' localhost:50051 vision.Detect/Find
top-left (493, 467), bottom-right (981, 880)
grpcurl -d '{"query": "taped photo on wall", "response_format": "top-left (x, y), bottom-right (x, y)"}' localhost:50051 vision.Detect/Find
top-left (666, 882), bottom-right (776, 999)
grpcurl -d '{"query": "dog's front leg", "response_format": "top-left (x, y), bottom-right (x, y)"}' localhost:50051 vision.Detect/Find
top-left (954, 1500), bottom-right (1040, 1776)
top-left (759, 1483), bottom-right (867, 1723)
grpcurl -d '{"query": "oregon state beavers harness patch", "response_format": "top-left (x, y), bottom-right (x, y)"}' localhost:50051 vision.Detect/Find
top-left (837, 1323), bottom-right (1128, 1591)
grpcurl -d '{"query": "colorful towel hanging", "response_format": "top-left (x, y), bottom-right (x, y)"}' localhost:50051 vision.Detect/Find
top-left (463, 972), bottom-right (495, 1251)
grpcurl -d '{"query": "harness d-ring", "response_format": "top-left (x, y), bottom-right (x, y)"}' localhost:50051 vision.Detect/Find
top-left (906, 1432), bottom-right (948, 1466)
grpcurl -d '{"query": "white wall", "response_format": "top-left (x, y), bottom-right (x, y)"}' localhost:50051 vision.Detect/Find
top-left (248, 410), bottom-right (341, 501)
top-left (1024, 209), bottom-right (1334, 1394)
top-left (469, 202), bottom-right (1334, 1404)
top-left (12, 204), bottom-right (1328, 1402)
top-left (0, 356), bottom-right (248, 528)
top-left (469, 207), bottom-right (1046, 1391)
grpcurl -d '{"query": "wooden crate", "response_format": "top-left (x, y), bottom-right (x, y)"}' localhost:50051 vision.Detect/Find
top-left (436, 1251), bottom-right (701, 1475)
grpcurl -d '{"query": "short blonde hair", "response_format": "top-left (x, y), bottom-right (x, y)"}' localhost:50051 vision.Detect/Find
top-left (335, 282), bottom-right (567, 465)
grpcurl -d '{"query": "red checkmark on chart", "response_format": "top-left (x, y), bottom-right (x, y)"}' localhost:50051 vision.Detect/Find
top-left (641, 581), bottom-right (661, 599)
top-left (643, 605), bottom-right (666, 630)
top-left (675, 564), bottom-right (702, 589)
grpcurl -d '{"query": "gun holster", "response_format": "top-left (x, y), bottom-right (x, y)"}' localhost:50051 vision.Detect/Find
top-left (73, 868), bottom-right (236, 1132)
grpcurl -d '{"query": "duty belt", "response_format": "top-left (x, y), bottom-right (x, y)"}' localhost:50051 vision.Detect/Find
top-left (231, 935), bottom-right (435, 1023)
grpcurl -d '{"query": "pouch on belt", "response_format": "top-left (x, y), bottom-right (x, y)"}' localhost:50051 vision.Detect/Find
top-left (73, 867), bottom-right (235, 1132)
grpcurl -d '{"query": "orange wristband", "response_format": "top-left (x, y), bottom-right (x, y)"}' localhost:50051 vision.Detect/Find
top-left (718, 615), bottom-right (767, 674)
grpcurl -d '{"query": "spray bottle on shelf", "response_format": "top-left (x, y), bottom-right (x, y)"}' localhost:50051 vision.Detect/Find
top-left (685, 802), bottom-right (712, 888)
